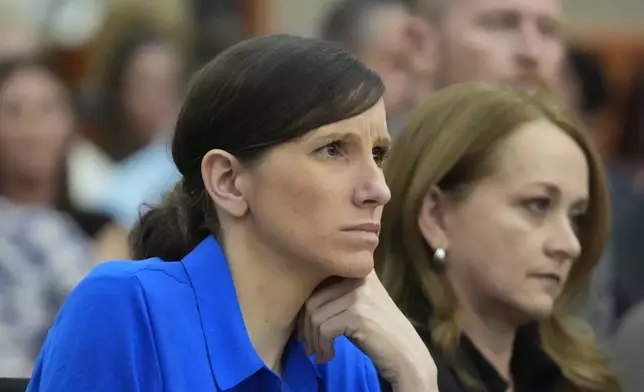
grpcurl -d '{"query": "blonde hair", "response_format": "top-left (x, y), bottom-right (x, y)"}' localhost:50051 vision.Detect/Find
top-left (376, 82), bottom-right (620, 392)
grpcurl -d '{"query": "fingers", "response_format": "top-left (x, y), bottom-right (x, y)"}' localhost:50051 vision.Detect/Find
top-left (315, 311), bottom-right (349, 363)
top-left (298, 303), bottom-right (317, 357)
top-left (298, 276), bottom-right (385, 364)
top-left (310, 299), bottom-right (350, 362)
top-left (301, 288), bottom-right (366, 364)
top-left (299, 278), bottom-right (363, 356)
top-left (307, 277), bottom-right (363, 309)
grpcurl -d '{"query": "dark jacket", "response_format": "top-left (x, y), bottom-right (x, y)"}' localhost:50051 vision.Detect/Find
top-left (380, 324), bottom-right (565, 392)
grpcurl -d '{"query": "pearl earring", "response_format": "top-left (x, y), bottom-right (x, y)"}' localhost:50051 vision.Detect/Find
top-left (433, 248), bottom-right (446, 264)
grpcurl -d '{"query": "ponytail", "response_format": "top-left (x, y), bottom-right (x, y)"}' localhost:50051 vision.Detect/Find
top-left (129, 181), bottom-right (213, 261)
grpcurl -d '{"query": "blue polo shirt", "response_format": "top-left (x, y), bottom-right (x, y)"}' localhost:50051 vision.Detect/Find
top-left (27, 236), bottom-right (382, 391)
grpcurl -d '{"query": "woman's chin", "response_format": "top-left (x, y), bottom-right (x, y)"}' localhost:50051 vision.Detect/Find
top-left (326, 251), bottom-right (375, 279)
top-left (520, 294), bottom-right (557, 321)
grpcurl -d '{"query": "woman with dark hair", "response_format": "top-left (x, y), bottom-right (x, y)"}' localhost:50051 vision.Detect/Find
top-left (0, 56), bottom-right (119, 378)
top-left (27, 35), bottom-right (439, 392)
top-left (67, 21), bottom-right (183, 228)
top-left (0, 56), bottom-right (129, 260)
top-left (93, 25), bottom-right (182, 161)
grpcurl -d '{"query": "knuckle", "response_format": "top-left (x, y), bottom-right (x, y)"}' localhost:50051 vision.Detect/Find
top-left (319, 322), bottom-right (334, 337)
top-left (310, 312), bottom-right (325, 328)
top-left (352, 300), bottom-right (369, 316)
top-left (347, 306), bottom-right (365, 324)
top-left (348, 290), bottom-right (362, 306)
top-left (304, 299), bottom-right (317, 315)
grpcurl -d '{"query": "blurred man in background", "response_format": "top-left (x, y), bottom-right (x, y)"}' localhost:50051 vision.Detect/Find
top-left (321, 0), bottom-right (565, 132)
top-left (320, 0), bottom-right (434, 134)
top-left (411, 0), bottom-right (564, 94)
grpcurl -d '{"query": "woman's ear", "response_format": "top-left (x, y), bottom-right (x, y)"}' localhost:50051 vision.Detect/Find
top-left (201, 149), bottom-right (249, 218)
top-left (417, 186), bottom-right (450, 251)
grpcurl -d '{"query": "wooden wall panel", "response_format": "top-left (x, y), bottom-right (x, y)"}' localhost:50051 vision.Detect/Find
top-left (570, 31), bottom-right (644, 158)
top-left (243, 0), bottom-right (271, 36)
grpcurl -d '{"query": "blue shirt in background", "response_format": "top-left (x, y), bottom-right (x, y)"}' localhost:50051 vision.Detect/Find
top-left (27, 236), bottom-right (382, 391)
top-left (98, 138), bottom-right (180, 229)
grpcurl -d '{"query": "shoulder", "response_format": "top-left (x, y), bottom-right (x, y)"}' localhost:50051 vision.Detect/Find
top-left (40, 260), bottom-right (176, 361)
top-left (54, 259), bottom-right (186, 324)
top-left (85, 258), bottom-right (159, 279)
top-left (317, 336), bottom-right (380, 391)
top-left (72, 257), bottom-right (187, 297)
top-left (55, 261), bottom-right (154, 324)
top-left (30, 261), bottom-right (168, 391)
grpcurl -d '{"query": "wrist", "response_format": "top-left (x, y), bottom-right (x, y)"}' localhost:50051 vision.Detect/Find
top-left (390, 348), bottom-right (438, 392)
top-left (391, 371), bottom-right (438, 392)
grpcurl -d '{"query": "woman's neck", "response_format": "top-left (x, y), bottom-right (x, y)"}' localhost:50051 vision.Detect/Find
top-left (460, 307), bottom-right (517, 381)
top-left (222, 226), bottom-right (326, 374)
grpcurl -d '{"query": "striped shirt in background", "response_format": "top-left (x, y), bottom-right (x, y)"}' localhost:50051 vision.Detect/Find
top-left (0, 198), bottom-right (95, 377)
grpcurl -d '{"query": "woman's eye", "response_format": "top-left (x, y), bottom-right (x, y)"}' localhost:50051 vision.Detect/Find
top-left (524, 197), bottom-right (551, 216)
top-left (318, 141), bottom-right (343, 158)
top-left (372, 146), bottom-right (389, 167)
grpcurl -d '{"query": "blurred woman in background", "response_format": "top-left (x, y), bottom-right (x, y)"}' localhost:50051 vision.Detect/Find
top-left (377, 82), bottom-right (621, 392)
top-left (0, 57), bottom-right (109, 378)
top-left (67, 6), bottom-right (185, 228)
top-left (0, 57), bottom-right (129, 260)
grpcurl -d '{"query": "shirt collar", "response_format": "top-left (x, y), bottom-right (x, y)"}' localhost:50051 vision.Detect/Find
top-left (461, 324), bottom-right (563, 392)
top-left (181, 235), bottom-right (322, 390)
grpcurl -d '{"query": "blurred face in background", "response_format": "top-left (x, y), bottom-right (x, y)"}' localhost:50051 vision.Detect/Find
top-left (358, 6), bottom-right (434, 125)
top-left (0, 67), bottom-right (73, 185)
top-left (121, 42), bottom-right (181, 140)
top-left (437, 0), bottom-right (564, 93)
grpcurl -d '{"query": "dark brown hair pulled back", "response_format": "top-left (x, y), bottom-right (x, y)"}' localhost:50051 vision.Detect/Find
top-left (130, 34), bottom-right (384, 261)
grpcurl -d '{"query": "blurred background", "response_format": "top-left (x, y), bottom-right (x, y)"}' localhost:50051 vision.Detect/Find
top-left (0, 0), bottom-right (643, 389)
